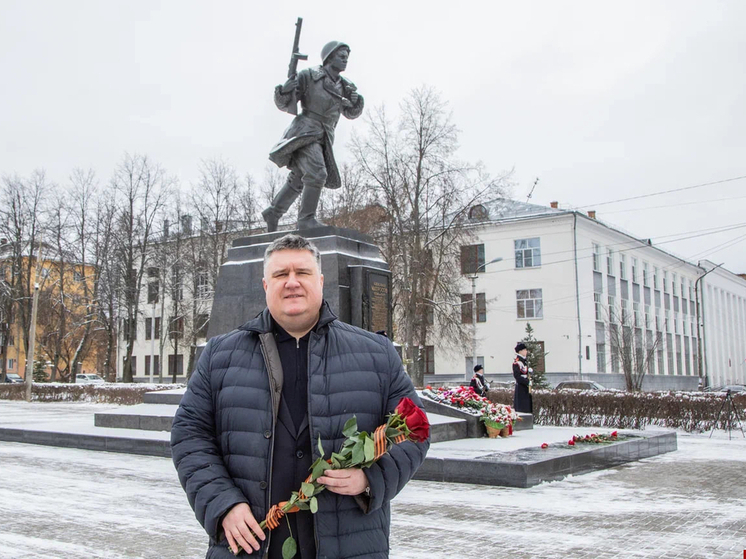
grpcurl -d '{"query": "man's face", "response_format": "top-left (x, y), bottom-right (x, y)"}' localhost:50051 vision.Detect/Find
top-left (263, 249), bottom-right (324, 334)
top-left (327, 48), bottom-right (349, 73)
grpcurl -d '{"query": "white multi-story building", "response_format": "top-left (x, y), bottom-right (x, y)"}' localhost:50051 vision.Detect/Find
top-left (698, 259), bottom-right (746, 387)
top-left (428, 199), bottom-right (744, 390)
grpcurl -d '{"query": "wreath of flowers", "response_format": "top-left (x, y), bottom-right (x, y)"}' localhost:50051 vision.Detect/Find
top-left (422, 385), bottom-right (518, 429)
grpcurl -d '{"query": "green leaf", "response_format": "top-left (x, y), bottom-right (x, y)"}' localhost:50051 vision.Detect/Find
top-left (310, 496), bottom-right (318, 514)
top-left (317, 435), bottom-right (325, 458)
top-left (364, 436), bottom-right (375, 462)
top-left (301, 482), bottom-right (315, 498)
top-left (342, 416), bottom-right (358, 438)
top-left (311, 459), bottom-right (331, 480)
top-left (282, 537), bottom-right (298, 559)
top-left (352, 440), bottom-right (364, 464)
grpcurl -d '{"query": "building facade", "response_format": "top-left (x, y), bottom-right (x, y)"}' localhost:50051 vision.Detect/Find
top-left (428, 199), bottom-right (744, 390)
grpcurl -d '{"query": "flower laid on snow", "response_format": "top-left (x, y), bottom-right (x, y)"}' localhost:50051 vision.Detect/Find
top-left (235, 398), bottom-right (429, 558)
top-left (567, 431), bottom-right (620, 446)
top-left (541, 443), bottom-right (549, 449)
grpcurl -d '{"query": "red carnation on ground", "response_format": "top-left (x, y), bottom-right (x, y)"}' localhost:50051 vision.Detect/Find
top-left (611, 431), bottom-right (618, 437)
top-left (541, 443), bottom-right (548, 449)
top-left (568, 440), bottom-right (575, 446)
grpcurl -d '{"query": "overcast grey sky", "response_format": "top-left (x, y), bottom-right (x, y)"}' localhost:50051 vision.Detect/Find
top-left (1, 0), bottom-right (745, 272)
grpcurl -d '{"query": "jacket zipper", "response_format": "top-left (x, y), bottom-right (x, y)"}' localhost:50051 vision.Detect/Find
top-left (307, 331), bottom-right (321, 555)
top-left (259, 339), bottom-right (277, 558)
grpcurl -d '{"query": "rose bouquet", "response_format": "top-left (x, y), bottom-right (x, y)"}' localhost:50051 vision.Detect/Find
top-left (480, 402), bottom-right (518, 431)
top-left (236, 397), bottom-right (429, 558)
top-left (422, 385), bottom-right (490, 416)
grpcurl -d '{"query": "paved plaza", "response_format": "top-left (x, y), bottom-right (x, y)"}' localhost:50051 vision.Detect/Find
top-left (0, 401), bottom-right (744, 558)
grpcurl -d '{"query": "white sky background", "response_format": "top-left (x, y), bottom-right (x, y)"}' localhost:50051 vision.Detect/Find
top-left (1, 0), bottom-right (745, 271)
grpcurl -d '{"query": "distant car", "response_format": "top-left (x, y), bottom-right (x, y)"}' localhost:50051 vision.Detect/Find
top-left (554, 381), bottom-right (608, 391)
top-left (3, 373), bottom-right (23, 383)
top-left (490, 381), bottom-right (516, 390)
top-left (76, 373), bottom-right (105, 385)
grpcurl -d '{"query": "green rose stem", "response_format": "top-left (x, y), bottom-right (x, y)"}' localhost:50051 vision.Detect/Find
top-left (234, 405), bottom-right (424, 558)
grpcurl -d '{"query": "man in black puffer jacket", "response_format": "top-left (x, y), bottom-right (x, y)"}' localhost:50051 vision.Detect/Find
top-left (171, 234), bottom-right (429, 559)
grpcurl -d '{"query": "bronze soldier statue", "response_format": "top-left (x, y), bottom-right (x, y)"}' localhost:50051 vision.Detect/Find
top-left (263, 39), bottom-right (365, 231)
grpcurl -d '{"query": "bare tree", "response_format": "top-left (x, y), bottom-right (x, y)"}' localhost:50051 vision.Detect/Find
top-left (351, 87), bottom-right (505, 387)
top-left (606, 301), bottom-right (659, 391)
top-left (0, 171), bottom-right (50, 376)
top-left (111, 154), bottom-right (172, 382)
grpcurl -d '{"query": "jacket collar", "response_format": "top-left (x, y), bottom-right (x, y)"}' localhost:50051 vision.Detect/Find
top-left (239, 300), bottom-right (338, 335)
top-left (309, 65), bottom-right (355, 90)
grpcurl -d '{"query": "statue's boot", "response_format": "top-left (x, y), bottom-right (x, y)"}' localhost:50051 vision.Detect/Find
top-left (297, 183), bottom-right (326, 230)
top-left (262, 180), bottom-right (301, 232)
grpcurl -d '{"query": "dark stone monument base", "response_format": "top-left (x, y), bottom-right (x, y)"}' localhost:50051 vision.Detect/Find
top-left (414, 430), bottom-right (677, 487)
top-left (207, 226), bottom-right (392, 340)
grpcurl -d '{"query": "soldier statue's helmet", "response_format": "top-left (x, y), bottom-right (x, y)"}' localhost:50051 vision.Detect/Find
top-left (321, 41), bottom-right (350, 65)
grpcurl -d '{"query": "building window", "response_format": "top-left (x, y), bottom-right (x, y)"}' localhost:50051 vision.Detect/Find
top-left (461, 293), bottom-right (486, 323)
top-left (608, 295), bottom-right (616, 322)
top-left (154, 317), bottom-right (161, 339)
top-left (596, 343), bottom-right (606, 372)
top-left (663, 271), bottom-right (669, 293)
top-left (147, 280), bottom-right (159, 304)
top-left (7, 358), bottom-right (15, 370)
top-left (171, 266), bottom-right (184, 301)
top-left (147, 267), bottom-right (160, 278)
top-left (643, 262), bottom-right (649, 287)
top-left (516, 289), bottom-right (543, 319)
top-left (515, 238), bottom-right (541, 269)
top-left (468, 204), bottom-right (489, 221)
top-left (633, 302), bottom-right (641, 327)
top-left (168, 354), bottom-right (184, 376)
top-left (592, 243), bottom-right (601, 272)
top-left (619, 254), bottom-right (627, 280)
top-left (606, 248), bottom-right (614, 276)
top-left (145, 317), bottom-right (152, 341)
top-left (460, 244), bottom-right (485, 275)
top-left (594, 293), bottom-right (603, 321)
top-left (196, 272), bottom-right (211, 299)
top-left (631, 258), bottom-right (638, 283)
top-left (73, 268), bottom-right (84, 282)
top-left (169, 316), bottom-right (184, 340)
top-left (653, 266), bottom-right (659, 290)
top-left (425, 346), bottom-right (435, 374)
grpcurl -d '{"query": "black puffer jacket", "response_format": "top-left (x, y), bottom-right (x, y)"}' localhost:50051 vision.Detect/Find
top-left (171, 302), bottom-right (429, 559)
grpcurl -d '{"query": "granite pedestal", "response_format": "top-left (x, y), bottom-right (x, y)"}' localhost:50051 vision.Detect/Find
top-left (207, 227), bottom-right (392, 339)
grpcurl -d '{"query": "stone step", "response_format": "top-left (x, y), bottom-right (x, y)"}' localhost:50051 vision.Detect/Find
top-left (143, 388), bottom-right (186, 405)
top-left (94, 404), bottom-right (177, 431)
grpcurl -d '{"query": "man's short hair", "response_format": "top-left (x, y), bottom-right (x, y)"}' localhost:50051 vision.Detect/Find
top-left (263, 234), bottom-right (322, 277)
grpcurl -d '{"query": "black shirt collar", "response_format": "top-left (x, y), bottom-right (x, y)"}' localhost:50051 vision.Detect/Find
top-left (271, 317), bottom-right (318, 343)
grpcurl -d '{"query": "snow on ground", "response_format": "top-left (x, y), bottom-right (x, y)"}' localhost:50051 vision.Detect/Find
top-left (1, 401), bottom-right (745, 558)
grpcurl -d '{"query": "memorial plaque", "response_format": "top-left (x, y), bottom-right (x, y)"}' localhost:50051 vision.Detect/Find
top-left (367, 271), bottom-right (390, 333)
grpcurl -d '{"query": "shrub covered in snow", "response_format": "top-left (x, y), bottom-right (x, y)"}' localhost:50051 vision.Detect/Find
top-left (0, 382), bottom-right (185, 405)
top-left (486, 388), bottom-right (746, 433)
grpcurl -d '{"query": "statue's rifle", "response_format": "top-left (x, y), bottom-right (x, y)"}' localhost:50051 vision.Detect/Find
top-left (286, 17), bottom-right (308, 116)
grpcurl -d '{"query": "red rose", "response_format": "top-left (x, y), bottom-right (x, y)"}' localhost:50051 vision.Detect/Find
top-left (568, 440), bottom-right (575, 446)
top-left (611, 431), bottom-right (618, 437)
top-left (395, 397), bottom-right (430, 443)
top-left (541, 443), bottom-right (548, 449)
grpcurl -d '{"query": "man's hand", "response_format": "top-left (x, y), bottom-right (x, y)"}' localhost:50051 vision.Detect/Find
top-left (281, 78), bottom-right (298, 94)
top-left (222, 503), bottom-right (265, 555)
top-left (317, 468), bottom-right (369, 496)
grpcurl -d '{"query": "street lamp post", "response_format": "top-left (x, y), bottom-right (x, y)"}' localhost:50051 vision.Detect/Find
top-left (469, 257), bottom-right (503, 381)
top-left (695, 262), bottom-right (724, 388)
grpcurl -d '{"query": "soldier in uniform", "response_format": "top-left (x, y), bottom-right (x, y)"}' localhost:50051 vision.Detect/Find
top-left (512, 342), bottom-right (533, 413)
top-left (263, 41), bottom-right (365, 231)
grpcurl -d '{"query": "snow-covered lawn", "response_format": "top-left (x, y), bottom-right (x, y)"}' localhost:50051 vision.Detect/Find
top-left (1, 400), bottom-right (744, 558)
